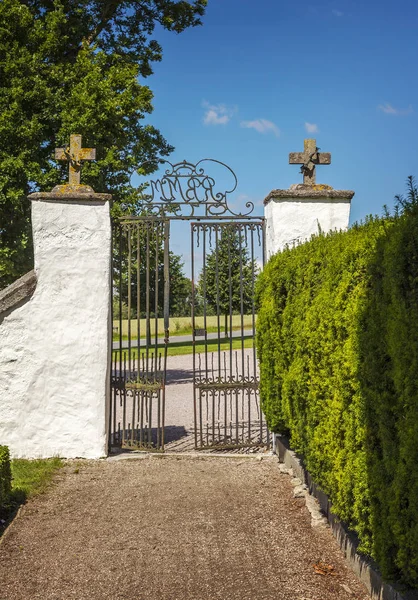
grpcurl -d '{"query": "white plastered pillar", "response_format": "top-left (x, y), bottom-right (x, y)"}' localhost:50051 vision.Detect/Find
top-left (264, 184), bottom-right (354, 259)
top-left (0, 185), bottom-right (112, 458)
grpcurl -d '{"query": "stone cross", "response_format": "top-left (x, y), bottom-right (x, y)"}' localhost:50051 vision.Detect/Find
top-left (289, 138), bottom-right (331, 185)
top-left (55, 134), bottom-right (96, 185)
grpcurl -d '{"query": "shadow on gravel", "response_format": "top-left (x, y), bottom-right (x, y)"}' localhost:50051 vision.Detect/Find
top-left (165, 369), bottom-right (193, 385)
top-left (0, 489), bottom-right (26, 538)
top-left (162, 425), bottom-right (189, 443)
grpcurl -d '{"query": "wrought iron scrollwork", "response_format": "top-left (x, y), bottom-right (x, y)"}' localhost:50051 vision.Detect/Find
top-left (135, 159), bottom-right (254, 218)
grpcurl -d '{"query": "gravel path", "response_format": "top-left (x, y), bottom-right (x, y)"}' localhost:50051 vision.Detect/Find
top-left (0, 456), bottom-right (368, 600)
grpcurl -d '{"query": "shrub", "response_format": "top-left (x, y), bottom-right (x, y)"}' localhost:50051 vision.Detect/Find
top-left (0, 445), bottom-right (12, 513)
top-left (256, 203), bottom-right (418, 587)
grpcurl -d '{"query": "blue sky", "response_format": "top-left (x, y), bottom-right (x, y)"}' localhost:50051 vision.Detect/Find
top-left (140, 0), bottom-right (418, 266)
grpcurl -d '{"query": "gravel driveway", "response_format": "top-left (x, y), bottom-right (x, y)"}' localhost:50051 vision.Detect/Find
top-left (0, 455), bottom-right (368, 600)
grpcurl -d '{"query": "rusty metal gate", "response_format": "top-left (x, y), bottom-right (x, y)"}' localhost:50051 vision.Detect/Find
top-left (191, 221), bottom-right (269, 450)
top-left (109, 159), bottom-right (269, 452)
top-left (110, 218), bottom-right (169, 451)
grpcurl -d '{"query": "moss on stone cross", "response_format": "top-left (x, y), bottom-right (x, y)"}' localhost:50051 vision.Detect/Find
top-left (55, 134), bottom-right (96, 186)
top-left (289, 138), bottom-right (331, 185)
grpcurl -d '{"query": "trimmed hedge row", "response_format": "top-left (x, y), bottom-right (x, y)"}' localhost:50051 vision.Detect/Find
top-left (0, 445), bottom-right (12, 513)
top-left (256, 208), bottom-right (418, 587)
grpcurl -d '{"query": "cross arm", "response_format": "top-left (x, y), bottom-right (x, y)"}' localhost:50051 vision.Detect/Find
top-left (55, 148), bottom-right (68, 160)
top-left (289, 152), bottom-right (305, 164)
top-left (314, 152), bottom-right (331, 165)
top-left (79, 148), bottom-right (96, 161)
top-left (289, 152), bottom-right (331, 165)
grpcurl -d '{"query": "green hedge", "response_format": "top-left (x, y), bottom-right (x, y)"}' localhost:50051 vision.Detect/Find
top-left (256, 207), bottom-right (418, 587)
top-left (0, 445), bottom-right (12, 513)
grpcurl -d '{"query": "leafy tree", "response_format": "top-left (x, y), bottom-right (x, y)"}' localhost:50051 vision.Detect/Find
top-left (113, 229), bottom-right (191, 321)
top-left (197, 227), bottom-right (258, 337)
top-left (0, 0), bottom-right (207, 288)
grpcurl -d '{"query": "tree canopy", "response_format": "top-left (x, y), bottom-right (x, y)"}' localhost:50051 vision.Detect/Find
top-left (0, 0), bottom-right (207, 287)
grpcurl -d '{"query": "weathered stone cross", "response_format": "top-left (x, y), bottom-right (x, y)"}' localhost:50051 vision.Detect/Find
top-left (55, 134), bottom-right (96, 186)
top-left (289, 138), bottom-right (331, 185)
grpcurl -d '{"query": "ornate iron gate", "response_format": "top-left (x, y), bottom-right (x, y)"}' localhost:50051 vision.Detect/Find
top-left (110, 218), bottom-right (169, 451)
top-left (191, 221), bottom-right (268, 450)
top-left (109, 159), bottom-right (269, 452)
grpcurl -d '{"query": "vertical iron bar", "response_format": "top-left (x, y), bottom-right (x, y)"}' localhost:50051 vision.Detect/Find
top-left (137, 225), bottom-right (141, 378)
top-left (122, 390), bottom-right (126, 445)
top-left (250, 227), bottom-right (257, 387)
top-left (162, 220), bottom-right (170, 451)
top-left (118, 225), bottom-right (123, 393)
top-left (224, 352), bottom-right (227, 442)
top-left (247, 354), bottom-right (251, 441)
top-left (228, 225), bottom-right (233, 380)
top-left (132, 391), bottom-right (136, 444)
top-left (157, 388), bottom-right (161, 449)
top-left (203, 226), bottom-right (208, 378)
top-left (212, 389), bottom-right (215, 445)
top-left (146, 222), bottom-right (150, 380)
top-left (127, 227), bottom-right (132, 379)
top-left (154, 223), bottom-right (160, 375)
top-left (140, 391), bottom-right (144, 446)
top-left (235, 351), bottom-right (239, 444)
top-left (215, 226), bottom-right (221, 384)
top-left (191, 223), bottom-right (198, 448)
top-left (148, 392), bottom-right (153, 448)
top-left (113, 351), bottom-right (117, 446)
top-left (239, 226), bottom-right (245, 384)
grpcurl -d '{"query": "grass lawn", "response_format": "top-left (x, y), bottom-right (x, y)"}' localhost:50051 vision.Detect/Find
top-left (1, 458), bottom-right (64, 532)
top-left (10, 457), bottom-right (64, 502)
top-left (113, 314), bottom-right (256, 340)
top-left (113, 335), bottom-right (255, 359)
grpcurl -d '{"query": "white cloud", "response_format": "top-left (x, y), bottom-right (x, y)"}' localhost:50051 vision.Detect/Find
top-left (305, 122), bottom-right (319, 134)
top-left (202, 101), bottom-right (235, 125)
top-left (378, 102), bottom-right (413, 116)
top-left (240, 118), bottom-right (280, 137)
top-left (332, 9), bottom-right (344, 16)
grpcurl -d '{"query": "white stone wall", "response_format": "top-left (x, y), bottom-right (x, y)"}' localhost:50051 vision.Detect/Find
top-left (0, 197), bottom-right (112, 458)
top-left (265, 196), bottom-right (351, 259)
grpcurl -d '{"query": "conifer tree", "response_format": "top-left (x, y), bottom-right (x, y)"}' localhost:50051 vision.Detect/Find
top-left (198, 227), bottom-right (257, 337)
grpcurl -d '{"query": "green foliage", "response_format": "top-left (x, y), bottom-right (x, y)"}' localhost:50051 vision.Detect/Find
top-left (256, 182), bottom-right (418, 587)
top-left (0, 0), bottom-right (207, 287)
top-left (0, 446), bottom-right (12, 514)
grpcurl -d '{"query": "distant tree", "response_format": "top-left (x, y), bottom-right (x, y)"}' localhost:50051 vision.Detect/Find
top-left (113, 232), bottom-right (190, 322)
top-left (168, 254), bottom-right (192, 318)
top-left (197, 227), bottom-right (258, 337)
top-left (0, 0), bottom-right (207, 288)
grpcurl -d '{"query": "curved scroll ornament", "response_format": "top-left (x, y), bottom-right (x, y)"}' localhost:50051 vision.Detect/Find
top-left (135, 159), bottom-right (255, 218)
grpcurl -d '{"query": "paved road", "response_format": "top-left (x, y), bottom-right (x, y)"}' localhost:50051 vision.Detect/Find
top-left (113, 328), bottom-right (254, 350)
top-left (0, 456), bottom-right (369, 600)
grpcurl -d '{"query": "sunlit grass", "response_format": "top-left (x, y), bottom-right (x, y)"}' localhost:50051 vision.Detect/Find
top-left (10, 458), bottom-right (64, 502)
top-left (113, 314), bottom-right (256, 340)
top-left (1, 458), bottom-right (64, 533)
top-left (112, 336), bottom-right (254, 359)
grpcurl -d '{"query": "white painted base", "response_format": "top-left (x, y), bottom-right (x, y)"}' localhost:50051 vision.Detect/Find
top-left (265, 194), bottom-right (352, 259)
top-left (0, 197), bottom-right (112, 458)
